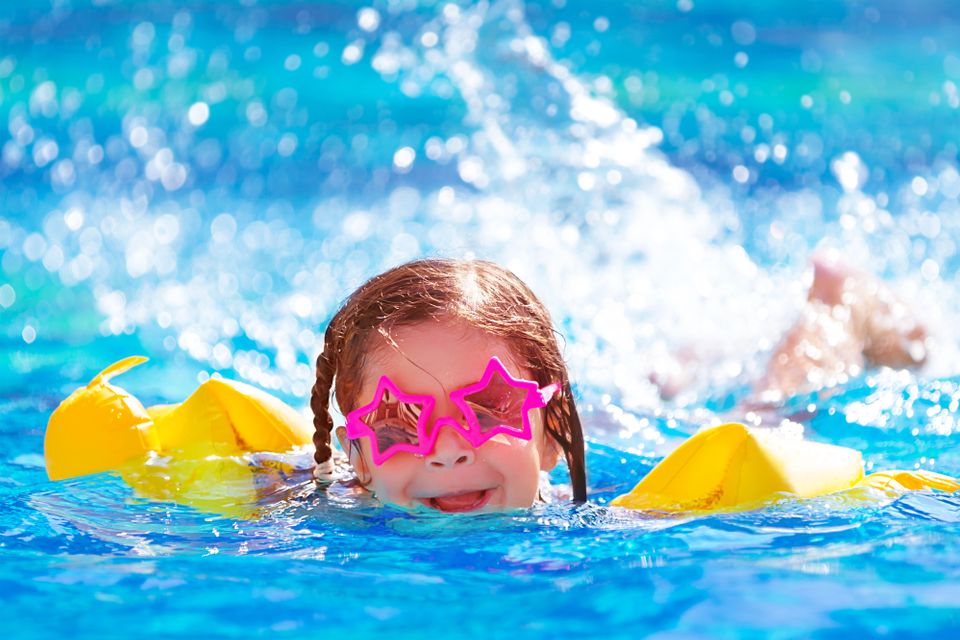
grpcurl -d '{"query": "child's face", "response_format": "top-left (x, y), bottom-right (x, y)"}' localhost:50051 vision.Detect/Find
top-left (336, 319), bottom-right (560, 512)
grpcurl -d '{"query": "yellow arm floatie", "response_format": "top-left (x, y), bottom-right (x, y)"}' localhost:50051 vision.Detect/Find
top-left (611, 422), bottom-right (959, 513)
top-left (149, 377), bottom-right (314, 457)
top-left (610, 422), bottom-right (865, 512)
top-left (44, 357), bottom-right (313, 480)
top-left (45, 356), bottom-right (160, 481)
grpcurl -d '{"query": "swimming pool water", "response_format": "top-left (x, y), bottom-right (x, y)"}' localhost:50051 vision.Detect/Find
top-left (3, 0), bottom-right (960, 636)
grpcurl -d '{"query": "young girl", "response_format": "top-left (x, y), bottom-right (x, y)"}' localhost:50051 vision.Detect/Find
top-left (307, 253), bottom-right (936, 512)
top-left (308, 258), bottom-right (587, 510)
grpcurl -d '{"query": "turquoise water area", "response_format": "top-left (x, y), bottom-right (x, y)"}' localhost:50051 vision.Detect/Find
top-left (3, 0), bottom-right (960, 636)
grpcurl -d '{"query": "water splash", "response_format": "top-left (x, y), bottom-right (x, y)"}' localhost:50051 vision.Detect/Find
top-left (1, 0), bottom-right (958, 426)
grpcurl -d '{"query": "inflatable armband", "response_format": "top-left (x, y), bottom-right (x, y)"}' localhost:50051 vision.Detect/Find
top-left (45, 356), bottom-right (159, 480)
top-left (610, 423), bottom-right (865, 512)
top-left (149, 377), bottom-right (314, 457)
top-left (118, 450), bottom-right (315, 519)
top-left (44, 357), bottom-right (314, 515)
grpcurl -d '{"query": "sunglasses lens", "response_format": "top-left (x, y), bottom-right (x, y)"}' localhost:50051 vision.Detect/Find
top-left (463, 374), bottom-right (529, 435)
top-left (360, 388), bottom-right (425, 456)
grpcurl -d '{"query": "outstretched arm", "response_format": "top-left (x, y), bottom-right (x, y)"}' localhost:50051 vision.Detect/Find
top-left (751, 252), bottom-right (928, 405)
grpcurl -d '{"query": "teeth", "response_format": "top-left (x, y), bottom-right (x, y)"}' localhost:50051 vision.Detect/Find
top-left (426, 489), bottom-right (488, 512)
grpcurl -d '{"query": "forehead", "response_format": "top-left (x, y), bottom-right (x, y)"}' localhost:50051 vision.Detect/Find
top-left (360, 319), bottom-right (525, 398)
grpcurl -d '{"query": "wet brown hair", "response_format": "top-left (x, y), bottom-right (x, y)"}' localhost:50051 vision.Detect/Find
top-left (310, 258), bottom-right (587, 502)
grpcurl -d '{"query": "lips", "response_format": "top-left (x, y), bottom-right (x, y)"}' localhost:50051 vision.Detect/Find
top-left (420, 488), bottom-right (494, 513)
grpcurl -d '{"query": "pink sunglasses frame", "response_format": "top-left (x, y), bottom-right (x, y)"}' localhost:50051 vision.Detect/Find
top-left (344, 356), bottom-right (559, 466)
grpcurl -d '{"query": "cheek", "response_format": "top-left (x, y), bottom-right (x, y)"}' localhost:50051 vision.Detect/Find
top-left (482, 411), bottom-right (550, 471)
top-left (349, 438), bottom-right (405, 492)
top-left (365, 457), bottom-right (418, 503)
top-left (477, 439), bottom-right (542, 505)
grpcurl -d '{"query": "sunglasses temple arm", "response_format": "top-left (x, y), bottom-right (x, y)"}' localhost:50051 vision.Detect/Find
top-left (538, 383), bottom-right (560, 406)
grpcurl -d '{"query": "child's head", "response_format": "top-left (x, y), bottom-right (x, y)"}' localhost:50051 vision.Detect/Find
top-left (311, 259), bottom-right (586, 511)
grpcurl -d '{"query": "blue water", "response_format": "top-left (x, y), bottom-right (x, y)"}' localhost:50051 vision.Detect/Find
top-left (3, 0), bottom-right (960, 636)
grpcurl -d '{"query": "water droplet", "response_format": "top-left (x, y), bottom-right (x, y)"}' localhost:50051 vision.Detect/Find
top-left (911, 176), bottom-right (928, 196)
top-left (731, 20), bottom-right (756, 46)
top-left (211, 213), bottom-right (237, 243)
top-left (129, 125), bottom-right (149, 148)
top-left (0, 284), bottom-right (15, 308)
top-left (187, 101), bottom-right (209, 126)
top-left (22, 233), bottom-right (47, 262)
top-left (357, 8), bottom-right (381, 32)
top-left (132, 22), bottom-right (156, 47)
top-left (393, 146), bottom-right (416, 172)
top-left (342, 42), bottom-right (363, 65)
top-left (64, 207), bottom-right (84, 231)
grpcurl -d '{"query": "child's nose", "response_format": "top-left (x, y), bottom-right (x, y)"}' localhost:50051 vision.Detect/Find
top-left (425, 425), bottom-right (475, 470)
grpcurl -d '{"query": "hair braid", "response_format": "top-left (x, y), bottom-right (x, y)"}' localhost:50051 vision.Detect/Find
top-left (546, 383), bottom-right (587, 502)
top-left (310, 321), bottom-right (339, 473)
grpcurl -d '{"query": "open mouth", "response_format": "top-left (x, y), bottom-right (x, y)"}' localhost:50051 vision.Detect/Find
top-left (420, 488), bottom-right (495, 513)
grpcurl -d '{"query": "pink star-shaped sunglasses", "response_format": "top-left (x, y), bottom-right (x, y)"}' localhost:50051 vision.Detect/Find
top-left (344, 356), bottom-right (559, 466)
